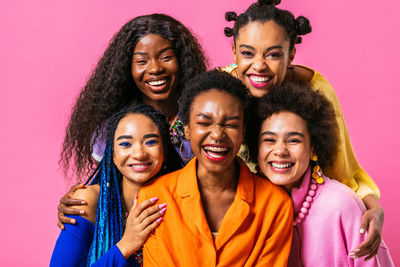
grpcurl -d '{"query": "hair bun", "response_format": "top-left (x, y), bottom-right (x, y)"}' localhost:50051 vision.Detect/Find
top-left (257, 0), bottom-right (281, 6)
top-left (224, 27), bottom-right (234, 37)
top-left (225, 11), bottom-right (237, 22)
top-left (295, 16), bottom-right (312, 35)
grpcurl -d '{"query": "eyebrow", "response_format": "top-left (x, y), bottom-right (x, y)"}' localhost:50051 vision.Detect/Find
top-left (133, 46), bottom-right (174, 56)
top-left (117, 133), bottom-right (160, 140)
top-left (143, 133), bottom-right (160, 139)
top-left (239, 44), bottom-right (284, 52)
top-left (195, 114), bottom-right (241, 121)
top-left (260, 131), bottom-right (305, 137)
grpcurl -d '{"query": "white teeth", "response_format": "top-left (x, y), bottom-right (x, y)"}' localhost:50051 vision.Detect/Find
top-left (147, 79), bottom-right (167, 86)
top-left (271, 162), bottom-right (293, 168)
top-left (249, 75), bottom-right (270, 83)
top-left (203, 146), bottom-right (229, 152)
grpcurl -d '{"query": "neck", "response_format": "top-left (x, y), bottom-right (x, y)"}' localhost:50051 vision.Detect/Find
top-left (196, 161), bottom-right (238, 194)
top-left (121, 177), bottom-right (142, 211)
top-left (283, 173), bottom-right (306, 193)
top-left (142, 95), bottom-right (178, 123)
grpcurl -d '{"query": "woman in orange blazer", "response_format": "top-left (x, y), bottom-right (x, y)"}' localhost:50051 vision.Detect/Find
top-left (138, 70), bottom-right (293, 266)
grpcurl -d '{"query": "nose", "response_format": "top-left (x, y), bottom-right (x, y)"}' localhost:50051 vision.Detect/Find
top-left (252, 55), bottom-right (268, 72)
top-left (210, 124), bottom-right (225, 141)
top-left (131, 143), bottom-right (147, 159)
top-left (148, 59), bottom-right (163, 74)
top-left (273, 140), bottom-right (289, 157)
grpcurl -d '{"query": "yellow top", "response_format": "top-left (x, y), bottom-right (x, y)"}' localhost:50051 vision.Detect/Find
top-left (220, 64), bottom-right (380, 199)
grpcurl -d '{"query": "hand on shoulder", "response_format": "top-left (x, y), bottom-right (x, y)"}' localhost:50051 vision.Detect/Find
top-left (70, 184), bottom-right (100, 224)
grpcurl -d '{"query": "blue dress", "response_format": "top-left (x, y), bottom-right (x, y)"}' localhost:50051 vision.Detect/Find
top-left (50, 215), bottom-right (139, 267)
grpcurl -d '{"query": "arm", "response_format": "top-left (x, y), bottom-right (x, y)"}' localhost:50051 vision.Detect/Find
top-left (254, 198), bottom-right (293, 266)
top-left (310, 72), bottom-right (383, 257)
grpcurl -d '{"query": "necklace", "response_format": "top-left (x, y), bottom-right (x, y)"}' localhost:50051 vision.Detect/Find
top-left (293, 178), bottom-right (319, 226)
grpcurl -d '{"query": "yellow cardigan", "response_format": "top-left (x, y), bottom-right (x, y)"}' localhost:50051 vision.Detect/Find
top-left (220, 64), bottom-right (380, 199)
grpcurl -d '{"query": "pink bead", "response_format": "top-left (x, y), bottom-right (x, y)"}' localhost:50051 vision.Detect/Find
top-left (296, 217), bottom-right (302, 223)
top-left (311, 179), bottom-right (317, 184)
top-left (300, 207), bottom-right (308, 214)
top-left (305, 196), bottom-right (313, 202)
top-left (310, 184), bottom-right (317, 190)
top-left (308, 190), bottom-right (316, 197)
top-left (298, 213), bottom-right (305, 219)
top-left (303, 201), bottom-right (310, 208)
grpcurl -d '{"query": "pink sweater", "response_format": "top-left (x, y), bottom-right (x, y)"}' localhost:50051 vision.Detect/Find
top-left (288, 168), bottom-right (394, 266)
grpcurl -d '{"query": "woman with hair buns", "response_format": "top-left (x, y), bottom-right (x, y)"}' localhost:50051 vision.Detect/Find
top-left (221, 0), bottom-right (383, 259)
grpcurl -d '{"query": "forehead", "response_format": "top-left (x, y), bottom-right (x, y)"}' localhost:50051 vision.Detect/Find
top-left (190, 89), bottom-right (243, 118)
top-left (134, 34), bottom-right (172, 52)
top-left (115, 113), bottom-right (160, 137)
top-left (236, 21), bottom-right (289, 47)
top-left (261, 111), bottom-right (308, 134)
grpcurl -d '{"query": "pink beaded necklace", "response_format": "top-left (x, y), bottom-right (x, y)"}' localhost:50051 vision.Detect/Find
top-left (293, 178), bottom-right (319, 226)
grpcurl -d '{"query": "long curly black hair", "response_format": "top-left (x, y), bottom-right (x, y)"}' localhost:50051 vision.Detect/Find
top-left (61, 14), bottom-right (208, 178)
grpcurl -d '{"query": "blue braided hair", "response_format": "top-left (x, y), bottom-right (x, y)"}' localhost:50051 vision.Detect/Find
top-left (85, 104), bottom-right (183, 266)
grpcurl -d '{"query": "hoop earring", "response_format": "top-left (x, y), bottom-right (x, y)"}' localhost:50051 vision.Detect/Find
top-left (180, 139), bottom-right (193, 162)
top-left (311, 155), bottom-right (324, 184)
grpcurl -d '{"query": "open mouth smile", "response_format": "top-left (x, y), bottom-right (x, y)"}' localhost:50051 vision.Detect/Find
top-left (128, 162), bottom-right (152, 172)
top-left (145, 77), bottom-right (170, 91)
top-left (269, 161), bottom-right (295, 172)
top-left (202, 144), bottom-right (231, 161)
top-left (247, 74), bottom-right (273, 88)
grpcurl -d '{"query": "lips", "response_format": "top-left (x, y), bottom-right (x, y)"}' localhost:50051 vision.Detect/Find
top-left (128, 162), bottom-right (152, 172)
top-left (269, 161), bottom-right (294, 173)
top-left (247, 74), bottom-right (272, 88)
top-left (202, 144), bottom-right (231, 162)
top-left (145, 77), bottom-right (170, 92)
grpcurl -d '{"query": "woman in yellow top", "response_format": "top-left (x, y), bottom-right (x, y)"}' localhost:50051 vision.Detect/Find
top-left (139, 70), bottom-right (293, 266)
top-left (221, 0), bottom-right (382, 259)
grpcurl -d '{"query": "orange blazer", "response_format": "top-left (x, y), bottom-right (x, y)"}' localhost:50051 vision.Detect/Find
top-left (139, 158), bottom-right (293, 266)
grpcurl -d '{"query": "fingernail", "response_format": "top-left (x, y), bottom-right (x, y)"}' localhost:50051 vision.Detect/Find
top-left (157, 217), bottom-right (163, 223)
top-left (159, 207), bottom-right (167, 215)
top-left (135, 194), bottom-right (138, 200)
top-left (150, 197), bottom-right (159, 202)
top-left (354, 248), bottom-right (360, 252)
top-left (81, 201), bottom-right (86, 204)
top-left (360, 228), bottom-right (365, 234)
top-left (158, 203), bottom-right (167, 209)
top-left (79, 210), bottom-right (85, 215)
top-left (70, 219), bottom-right (75, 223)
top-left (349, 252), bottom-right (355, 257)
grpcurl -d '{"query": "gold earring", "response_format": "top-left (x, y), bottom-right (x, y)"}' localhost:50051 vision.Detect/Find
top-left (311, 155), bottom-right (324, 184)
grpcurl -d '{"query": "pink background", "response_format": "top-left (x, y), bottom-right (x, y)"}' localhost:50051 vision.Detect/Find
top-left (1, 0), bottom-right (399, 265)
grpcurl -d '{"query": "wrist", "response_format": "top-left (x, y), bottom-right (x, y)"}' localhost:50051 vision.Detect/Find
top-left (116, 239), bottom-right (141, 259)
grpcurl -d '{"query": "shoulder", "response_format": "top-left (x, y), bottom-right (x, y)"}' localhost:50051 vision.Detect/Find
top-left (71, 184), bottom-right (100, 224)
top-left (252, 174), bottom-right (292, 206)
top-left (140, 169), bottom-right (182, 195)
top-left (319, 177), bottom-right (366, 214)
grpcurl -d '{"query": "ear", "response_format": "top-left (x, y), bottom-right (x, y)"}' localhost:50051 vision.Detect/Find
top-left (288, 47), bottom-right (296, 66)
top-left (184, 123), bottom-right (190, 141)
top-left (232, 43), bottom-right (237, 64)
top-left (310, 146), bottom-right (315, 160)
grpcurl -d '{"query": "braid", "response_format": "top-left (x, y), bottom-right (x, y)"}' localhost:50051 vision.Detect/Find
top-left (224, 1), bottom-right (312, 50)
top-left (85, 104), bottom-right (183, 265)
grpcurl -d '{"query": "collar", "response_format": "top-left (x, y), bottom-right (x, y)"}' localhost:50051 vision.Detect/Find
top-left (176, 157), bottom-right (254, 204)
top-left (291, 166), bottom-right (312, 214)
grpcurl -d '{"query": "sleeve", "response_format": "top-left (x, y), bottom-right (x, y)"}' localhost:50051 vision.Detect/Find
top-left (91, 245), bottom-right (131, 267)
top-left (310, 71), bottom-right (380, 199)
top-left (50, 215), bottom-right (94, 267)
top-left (337, 192), bottom-right (393, 266)
top-left (254, 196), bottom-right (293, 266)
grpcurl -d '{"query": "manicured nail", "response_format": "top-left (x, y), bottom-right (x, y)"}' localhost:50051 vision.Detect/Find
top-left (79, 210), bottom-right (85, 214)
top-left (360, 228), bottom-right (365, 234)
top-left (150, 197), bottom-right (159, 202)
top-left (353, 248), bottom-right (360, 252)
top-left (158, 203), bottom-right (167, 209)
top-left (135, 194), bottom-right (138, 200)
top-left (159, 207), bottom-right (167, 215)
top-left (157, 217), bottom-right (163, 223)
top-left (81, 200), bottom-right (86, 204)
top-left (70, 219), bottom-right (76, 223)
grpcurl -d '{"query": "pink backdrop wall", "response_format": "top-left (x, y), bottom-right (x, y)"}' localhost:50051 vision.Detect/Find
top-left (1, 0), bottom-right (399, 265)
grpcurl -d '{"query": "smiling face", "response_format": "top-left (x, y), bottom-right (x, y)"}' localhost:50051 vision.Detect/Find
top-left (184, 89), bottom-right (244, 175)
top-left (131, 34), bottom-right (179, 104)
top-left (113, 113), bottom-right (164, 185)
top-left (257, 111), bottom-right (312, 191)
top-left (233, 21), bottom-right (294, 98)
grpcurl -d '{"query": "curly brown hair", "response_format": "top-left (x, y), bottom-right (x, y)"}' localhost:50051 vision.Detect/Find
top-left (246, 82), bottom-right (339, 169)
top-left (61, 14), bottom-right (208, 178)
